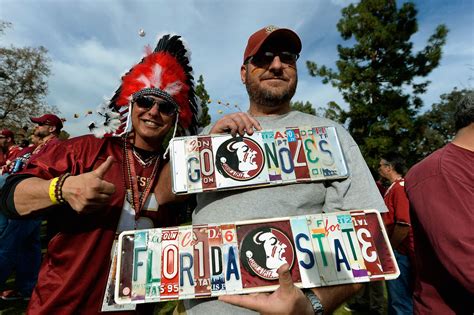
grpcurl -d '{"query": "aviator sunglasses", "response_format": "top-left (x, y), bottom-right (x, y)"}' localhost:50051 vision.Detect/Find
top-left (246, 51), bottom-right (299, 68)
top-left (134, 95), bottom-right (178, 116)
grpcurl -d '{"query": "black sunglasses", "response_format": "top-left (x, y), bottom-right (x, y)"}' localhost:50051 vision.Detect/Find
top-left (246, 51), bottom-right (299, 68)
top-left (134, 96), bottom-right (178, 116)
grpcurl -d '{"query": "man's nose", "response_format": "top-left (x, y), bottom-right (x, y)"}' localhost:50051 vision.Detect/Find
top-left (268, 55), bottom-right (284, 72)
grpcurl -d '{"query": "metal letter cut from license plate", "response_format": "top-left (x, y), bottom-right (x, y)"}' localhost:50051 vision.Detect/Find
top-left (170, 126), bottom-right (349, 194)
top-left (114, 210), bottom-right (399, 304)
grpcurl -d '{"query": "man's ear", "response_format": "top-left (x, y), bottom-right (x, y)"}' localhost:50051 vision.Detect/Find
top-left (240, 65), bottom-right (247, 84)
top-left (49, 125), bottom-right (57, 134)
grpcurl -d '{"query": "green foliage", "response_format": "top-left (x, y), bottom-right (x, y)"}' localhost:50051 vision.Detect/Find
top-left (195, 75), bottom-right (211, 129)
top-left (317, 101), bottom-right (345, 123)
top-left (0, 21), bottom-right (59, 131)
top-left (411, 88), bottom-right (472, 162)
top-left (306, 0), bottom-right (448, 168)
top-left (59, 129), bottom-right (70, 140)
top-left (290, 100), bottom-right (316, 115)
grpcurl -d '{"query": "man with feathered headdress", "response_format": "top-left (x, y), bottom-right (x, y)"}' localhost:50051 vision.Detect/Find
top-left (0, 34), bottom-right (198, 314)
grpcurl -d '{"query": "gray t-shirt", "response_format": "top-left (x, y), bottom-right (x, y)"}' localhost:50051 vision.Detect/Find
top-left (185, 110), bottom-right (387, 314)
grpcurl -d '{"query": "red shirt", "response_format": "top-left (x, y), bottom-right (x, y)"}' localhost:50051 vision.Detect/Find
top-left (0, 150), bottom-right (6, 166)
top-left (405, 143), bottom-right (474, 314)
top-left (19, 135), bottom-right (176, 315)
top-left (382, 178), bottom-right (414, 258)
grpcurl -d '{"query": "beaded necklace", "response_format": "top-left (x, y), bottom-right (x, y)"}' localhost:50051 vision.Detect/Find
top-left (122, 137), bottom-right (160, 219)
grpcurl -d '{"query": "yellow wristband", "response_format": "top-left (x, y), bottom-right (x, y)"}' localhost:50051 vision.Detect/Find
top-left (49, 177), bottom-right (59, 205)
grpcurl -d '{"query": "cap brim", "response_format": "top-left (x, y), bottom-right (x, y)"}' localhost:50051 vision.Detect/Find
top-left (247, 28), bottom-right (302, 60)
top-left (30, 117), bottom-right (42, 124)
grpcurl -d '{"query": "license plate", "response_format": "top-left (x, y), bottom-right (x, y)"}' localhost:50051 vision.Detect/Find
top-left (114, 210), bottom-right (398, 304)
top-left (170, 126), bottom-right (349, 194)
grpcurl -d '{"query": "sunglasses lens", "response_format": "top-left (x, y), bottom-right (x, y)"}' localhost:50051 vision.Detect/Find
top-left (135, 96), bottom-right (155, 109)
top-left (159, 102), bottom-right (177, 116)
top-left (135, 96), bottom-right (177, 116)
top-left (280, 52), bottom-right (297, 64)
top-left (250, 53), bottom-right (274, 67)
top-left (249, 51), bottom-right (297, 67)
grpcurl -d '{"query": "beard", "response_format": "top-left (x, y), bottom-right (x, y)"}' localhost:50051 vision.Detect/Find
top-left (34, 129), bottom-right (50, 138)
top-left (245, 72), bottom-right (297, 108)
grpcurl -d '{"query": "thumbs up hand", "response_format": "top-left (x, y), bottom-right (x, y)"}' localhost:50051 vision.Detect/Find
top-left (61, 156), bottom-right (117, 213)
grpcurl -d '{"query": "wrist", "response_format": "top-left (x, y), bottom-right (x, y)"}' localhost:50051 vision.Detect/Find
top-left (303, 289), bottom-right (324, 315)
top-left (56, 173), bottom-right (71, 204)
top-left (60, 174), bottom-right (73, 203)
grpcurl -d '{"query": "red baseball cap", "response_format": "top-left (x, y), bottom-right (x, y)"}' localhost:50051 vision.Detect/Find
top-left (243, 25), bottom-right (302, 63)
top-left (30, 114), bottom-right (63, 130)
top-left (1, 129), bottom-right (14, 139)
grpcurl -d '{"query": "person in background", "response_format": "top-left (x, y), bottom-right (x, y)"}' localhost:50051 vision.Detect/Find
top-left (181, 25), bottom-right (387, 315)
top-left (378, 152), bottom-right (414, 315)
top-left (405, 92), bottom-right (474, 314)
top-left (0, 129), bottom-right (21, 171)
top-left (0, 34), bottom-right (199, 314)
top-left (0, 114), bottom-right (63, 301)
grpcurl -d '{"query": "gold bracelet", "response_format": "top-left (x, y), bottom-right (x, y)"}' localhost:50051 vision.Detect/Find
top-left (49, 177), bottom-right (59, 205)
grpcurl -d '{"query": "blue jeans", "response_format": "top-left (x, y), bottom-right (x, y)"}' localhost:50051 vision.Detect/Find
top-left (386, 250), bottom-right (413, 315)
top-left (0, 173), bottom-right (7, 188)
top-left (0, 174), bottom-right (9, 232)
top-left (0, 213), bottom-right (42, 296)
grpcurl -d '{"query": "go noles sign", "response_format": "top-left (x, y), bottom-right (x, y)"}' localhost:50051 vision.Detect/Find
top-left (170, 126), bottom-right (349, 194)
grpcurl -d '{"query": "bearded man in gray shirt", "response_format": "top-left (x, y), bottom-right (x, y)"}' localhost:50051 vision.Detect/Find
top-left (184, 26), bottom-right (387, 315)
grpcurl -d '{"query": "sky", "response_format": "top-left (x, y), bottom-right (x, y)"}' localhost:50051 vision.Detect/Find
top-left (1, 0), bottom-right (473, 136)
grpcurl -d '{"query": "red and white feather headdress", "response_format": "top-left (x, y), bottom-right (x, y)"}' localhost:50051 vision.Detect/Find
top-left (89, 34), bottom-right (199, 137)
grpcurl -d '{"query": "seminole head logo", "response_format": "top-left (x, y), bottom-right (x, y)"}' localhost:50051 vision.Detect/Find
top-left (240, 227), bottom-right (295, 280)
top-left (216, 137), bottom-right (264, 181)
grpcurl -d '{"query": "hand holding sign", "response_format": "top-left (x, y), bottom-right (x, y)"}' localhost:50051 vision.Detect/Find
top-left (62, 156), bottom-right (116, 213)
top-left (210, 112), bottom-right (262, 136)
top-left (218, 264), bottom-right (314, 315)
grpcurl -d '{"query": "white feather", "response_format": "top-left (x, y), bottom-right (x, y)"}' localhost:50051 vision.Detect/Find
top-left (137, 75), bottom-right (151, 87)
top-left (163, 81), bottom-right (183, 96)
top-left (150, 64), bottom-right (163, 88)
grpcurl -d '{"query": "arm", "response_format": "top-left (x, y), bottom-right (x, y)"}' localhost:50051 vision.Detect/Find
top-left (311, 283), bottom-right (362, 313)
top-left (390, 224), bottom-right (410, 249)
top-left (219, 264), bottom-right (361, 314)
top-left (13, 156), bottom-right (116, 216)
top-left (390, 183), bottom-right (411, 249)
top-left (154, 161), bottom-right (189, 205)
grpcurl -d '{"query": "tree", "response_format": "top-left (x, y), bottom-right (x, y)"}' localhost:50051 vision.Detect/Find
top-left (307, 0), bottom-right (448, 168)
top-left (195, 74), bottom-right (211, 129)
top-left (317, 101), bottom-right (345, 123)
top-left (412, 88), bottom-right (472, 159)
top-left (290, 100), bottom-right (316, 115)
top-left (291, 100), bottom-right (345, 123)
top-left (0, 21), bottom-right (57, 132)
top-left (59, 129), bottom-right (70, 140)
